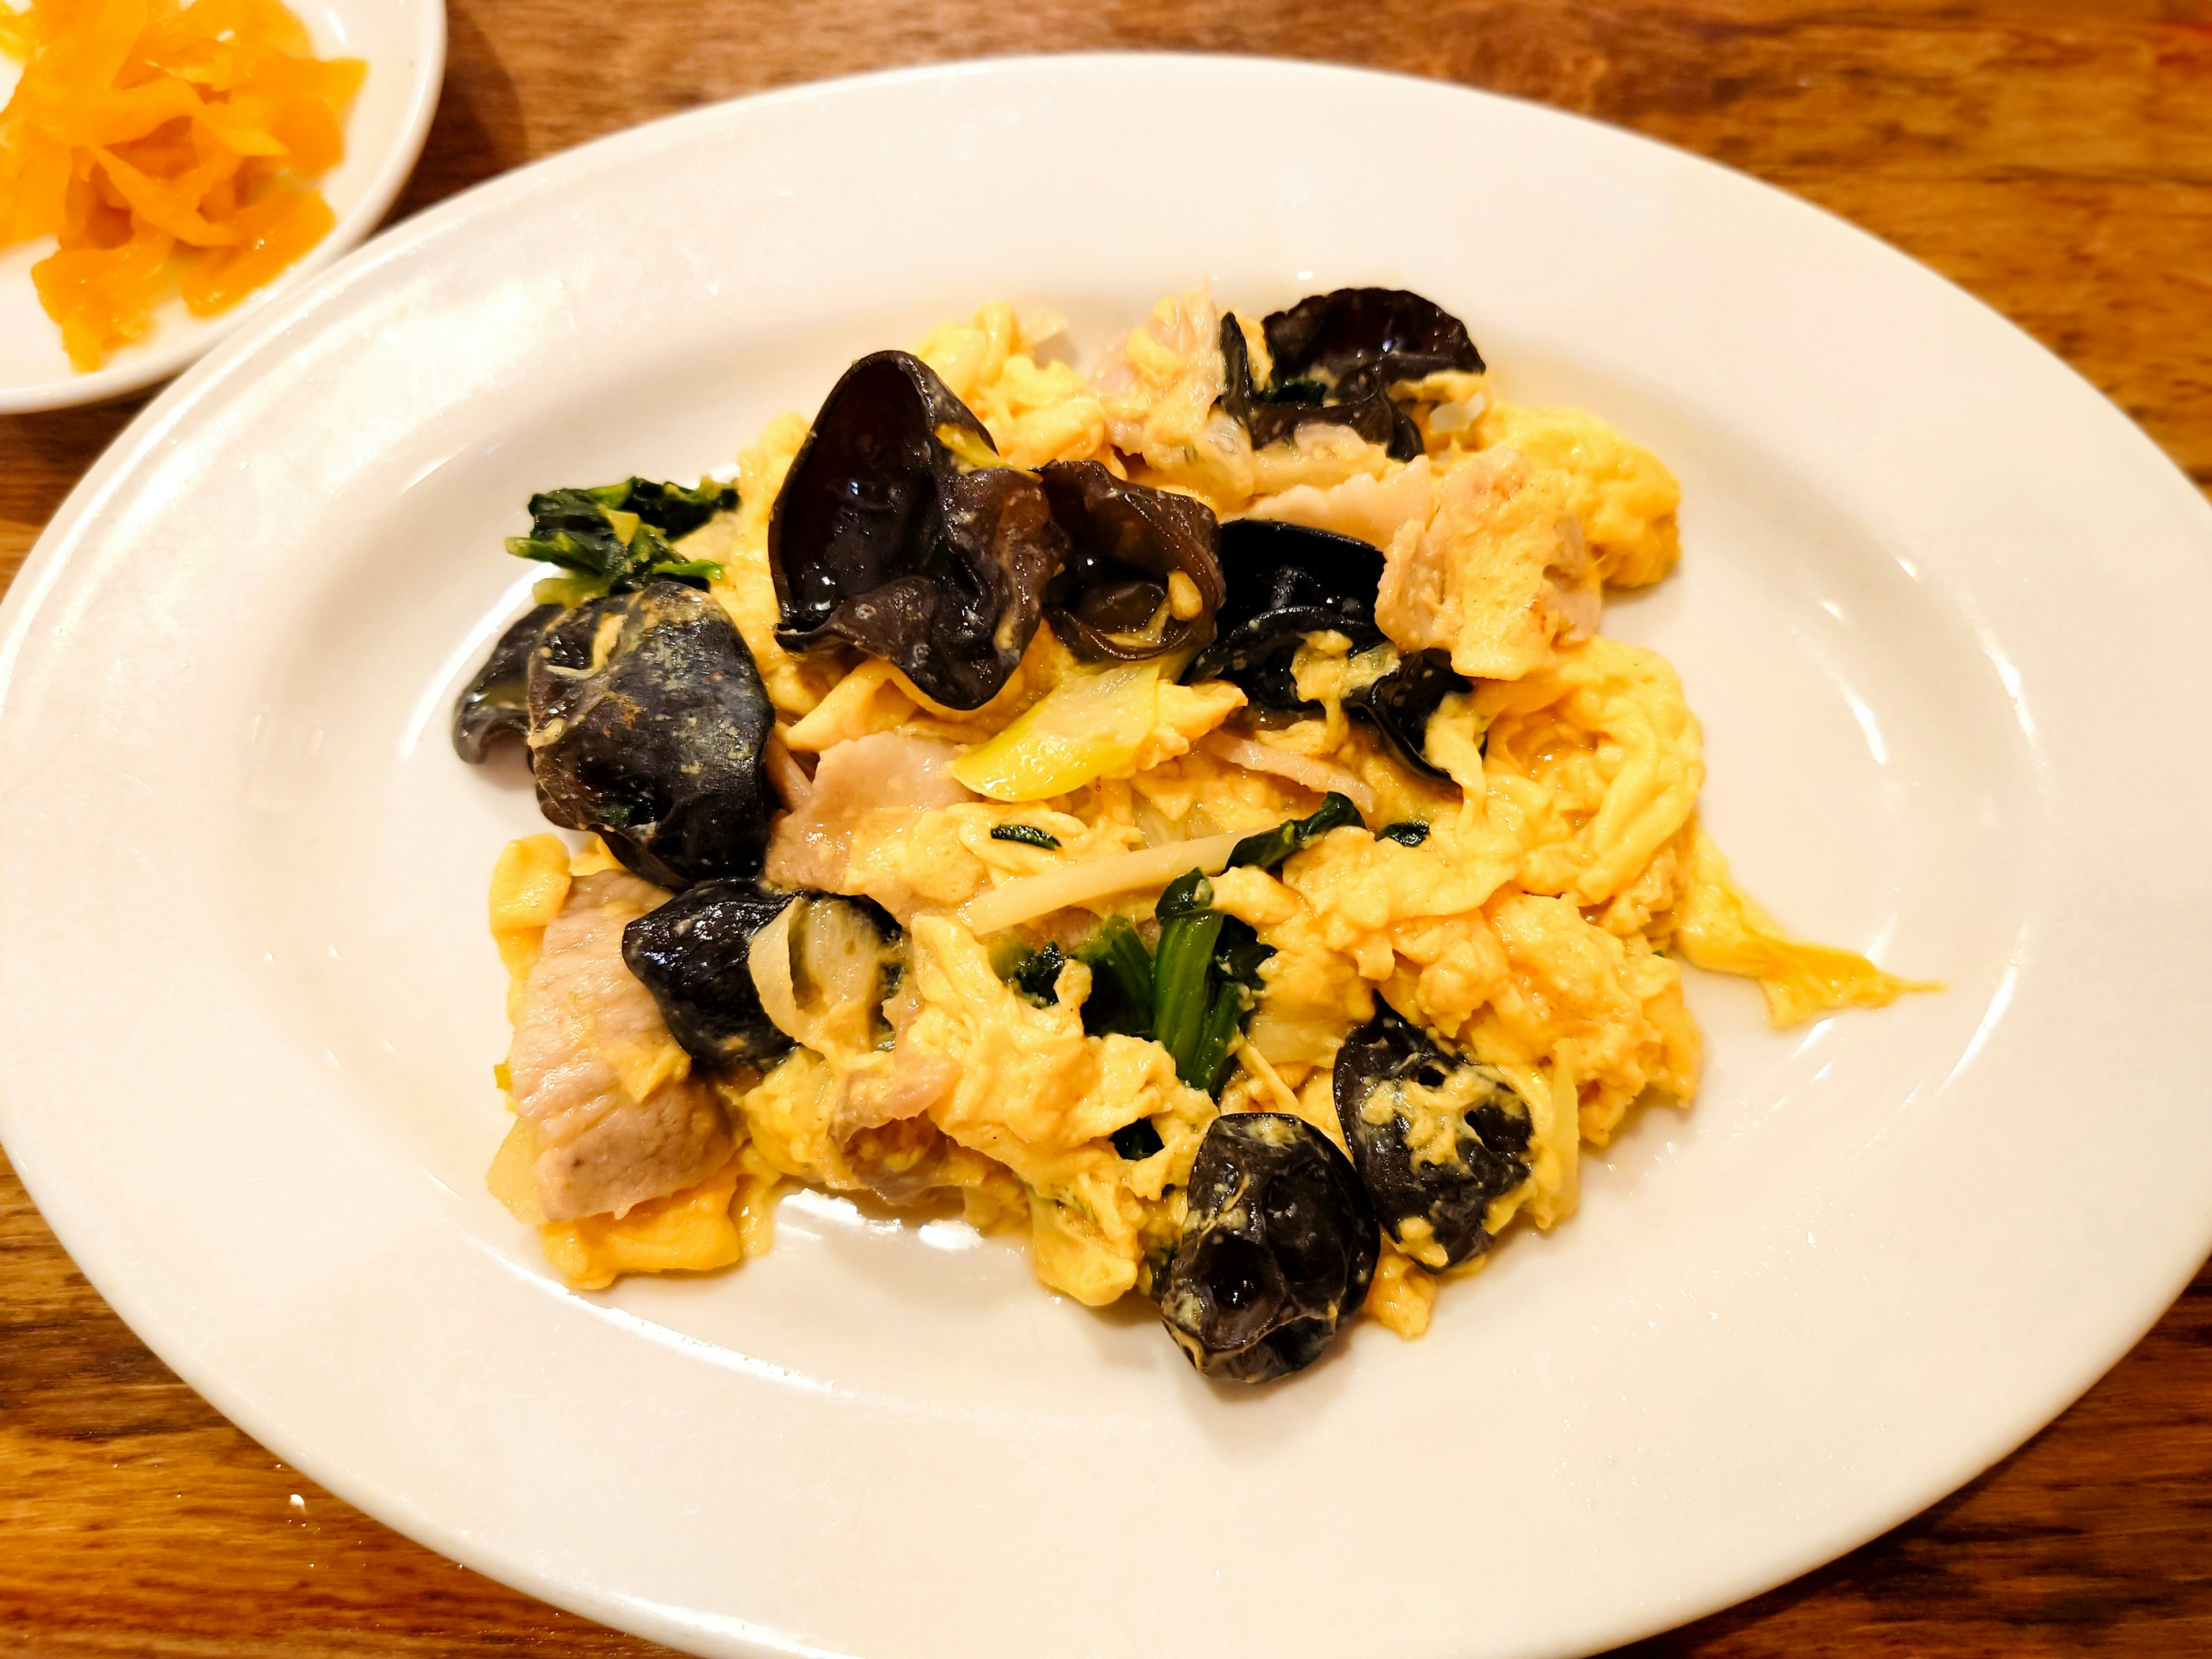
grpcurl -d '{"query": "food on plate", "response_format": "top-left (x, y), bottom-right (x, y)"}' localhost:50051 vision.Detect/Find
top-left (1334, 1007), bottom-right (1534, 1270)
top-left (454, 287), bottom-right (1936, 1380)
top-left (1160, 1112), bottom-right (1378, 1382)
top-left (769, 350), bottom-right (1063, 709)
top-left (524, 581), bottom-right (777, 890)
top-left (0, 0), bottom-right (365, 371)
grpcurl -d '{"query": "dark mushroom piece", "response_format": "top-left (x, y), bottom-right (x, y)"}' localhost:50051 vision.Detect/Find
top-left (455, 472), bottom-right (744, 763)
top-left (452, 602), bottom-right (560, 764)
top-left (1185, 518), bottom-right (1471, 777)
top-left (1111, 1118), bottom-right (1166, 1162)
top-left (528, 579), bottom-right (775, 889)
top-left (1038, 460), bottom-right (1224, 662)
top-left (622, 880), bottom-right (799, 1067)
top-left (1218, 313), bottom-right (1412, 459)
top-left (1187, 518), bottom-right (1384, 710)
top-left (623, 885), bottom-right (904, 1068)
top-left (768, 350), bottom-right (1067, 711)
top-left (1346, 646), bottom-right (1468, 778)
top-left (1262, 287), bottom-right (1486, 391)
top-left (1332, 1009), bottom-right (1533, 1271)
top-left (1159, 1112), bottom-right (1380, 1383)
top-left (1217, 289), bottom-right (1484, 466)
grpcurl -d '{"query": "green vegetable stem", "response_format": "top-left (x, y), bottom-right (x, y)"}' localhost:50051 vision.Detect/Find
top-left (1151, 872), bottom-right (1273, 1096)
top-left (1006, 798), bottom-right (1369, 1100)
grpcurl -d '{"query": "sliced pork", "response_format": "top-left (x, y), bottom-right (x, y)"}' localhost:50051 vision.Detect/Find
top-left (507, 870), bottom-right (732, 1221)
top-left (763, 732), bottom-right (973, 893)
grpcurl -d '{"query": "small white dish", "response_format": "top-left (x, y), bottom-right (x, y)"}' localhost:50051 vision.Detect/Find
top-left (4, 54), bottom-right (2212, 1659)
top-left (0, 0), bottom-right (444, 414)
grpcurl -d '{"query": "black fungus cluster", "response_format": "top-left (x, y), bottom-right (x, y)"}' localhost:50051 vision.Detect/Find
top-left (1154, 1013), bottom-right (1534, 1385)
top-left (447, 289), bottom-right (1516, 1390)
top-left (454, 286), bottom-right (1485, 873)
top-left (764, 287), bottom-right (1484, 748)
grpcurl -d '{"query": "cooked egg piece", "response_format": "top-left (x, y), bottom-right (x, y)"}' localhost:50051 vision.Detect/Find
top-left (1375, 446), bottom-right (1594, 681)
top-left (1475, 402), bottom-right (1683, 588)
top-left (1665, 820), bottom-right (1941, 1027)
top-left (479, 290), bottom-right (1934, 1339)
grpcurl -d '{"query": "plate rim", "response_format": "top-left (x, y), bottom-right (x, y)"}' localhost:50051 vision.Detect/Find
top-left (7, 50), bottom-right (2212, 1659)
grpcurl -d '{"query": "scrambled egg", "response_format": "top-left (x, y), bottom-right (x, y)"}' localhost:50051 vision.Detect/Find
top-left (482, 294), bottom-right (1933, 1331)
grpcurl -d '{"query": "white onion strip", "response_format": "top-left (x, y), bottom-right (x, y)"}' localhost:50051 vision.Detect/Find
top-left (763, 732), bottom-right (813, 812)
top-left (1201, 732), bottom-right (1377, 817)
top-left (956, 833), bottom-right (1244, 937)
top-left (747, 900), bottom-right (806, 1043)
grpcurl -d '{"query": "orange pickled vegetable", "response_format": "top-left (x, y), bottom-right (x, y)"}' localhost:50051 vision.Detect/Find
top-left (0, 0), bottom-right (365, 372)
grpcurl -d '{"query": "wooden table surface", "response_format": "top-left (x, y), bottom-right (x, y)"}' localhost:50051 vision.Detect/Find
top-left (5, 2), bottom-right (2210, 1654)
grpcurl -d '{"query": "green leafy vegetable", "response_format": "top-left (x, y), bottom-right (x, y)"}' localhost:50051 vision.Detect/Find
top-left (1014, 795), bottom-right (1377, 1099)
top-left (1149, 871), bottom-right (1273, 1096)
top-left (1263, 376), bottom-right (1329, 404)
top-left (1152, 872), bottom-right (1226, 1086)
top-left (1377, 820), bottom-right (1431, 847)
top-left (1074, 915), bottom-right (1155, 1039)
top-left (990, 823), bottom-right (1062, 850)
top-left (1226, 792), bottom-right (1366, 873)
top-left (1195, 915), bottom-right (1270, 1096)
top-left (990, 938), bottom-right (1067, 1006)
top-left (507, 476), bottom-right (737, 603)
top-left (1213, 916), bottom-right (1272, 989)
top-left (1111, 1118), bottom-right (1166, 1161)
top-left (1004, 872), bottom-right (1288, 1099)
top-left (1187, 984), bottom-right (1247, 1096)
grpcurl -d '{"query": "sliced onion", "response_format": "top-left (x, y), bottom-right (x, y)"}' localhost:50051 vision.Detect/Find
top-left (747, 899), bottom-right (805, 1043)
top-left (949, 660), bottom-right (1161, 802)
top-left (764, 731), bottom-right (814, 811)
top-left (746, 894), bottom-right (896, 1057)
top-left (956, 832), bottom-right (1244, 937)
top-left (1201, 731), bottom-right (1377, 817)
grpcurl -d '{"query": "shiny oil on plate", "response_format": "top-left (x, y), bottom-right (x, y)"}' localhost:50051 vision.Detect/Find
top-left (2, 54), bottom-right (2210, 1659)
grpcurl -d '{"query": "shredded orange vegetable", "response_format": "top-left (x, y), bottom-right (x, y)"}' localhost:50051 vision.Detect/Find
top-left (0, 0), bottom-right (364, 372)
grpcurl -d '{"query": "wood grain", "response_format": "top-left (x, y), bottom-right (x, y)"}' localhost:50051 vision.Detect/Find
top-left (4, 2), bottom-right (2210, 1654)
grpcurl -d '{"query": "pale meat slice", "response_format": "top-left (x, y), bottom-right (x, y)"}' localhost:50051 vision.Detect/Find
top-left (535, 1080), bottom-right (734, 1222)
top-left (1374, 446), bottom-right (1598, 682)
top-left (763, 732), bottom-right (973, 892)
top-left (836, 979), bottom-right (961, 1138)
top-left (506, 870), bottom-right (732, 1221)
top-left (1088, 288), bottom-right (1224, 456)
top-left (1244, 454), bottom-right (1436, 551)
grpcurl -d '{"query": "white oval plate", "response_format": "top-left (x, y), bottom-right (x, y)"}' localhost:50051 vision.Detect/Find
top-left (0, 0), bottom-right (444, 413)
top-left (5, 55), bottom-right (2211, 1659)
